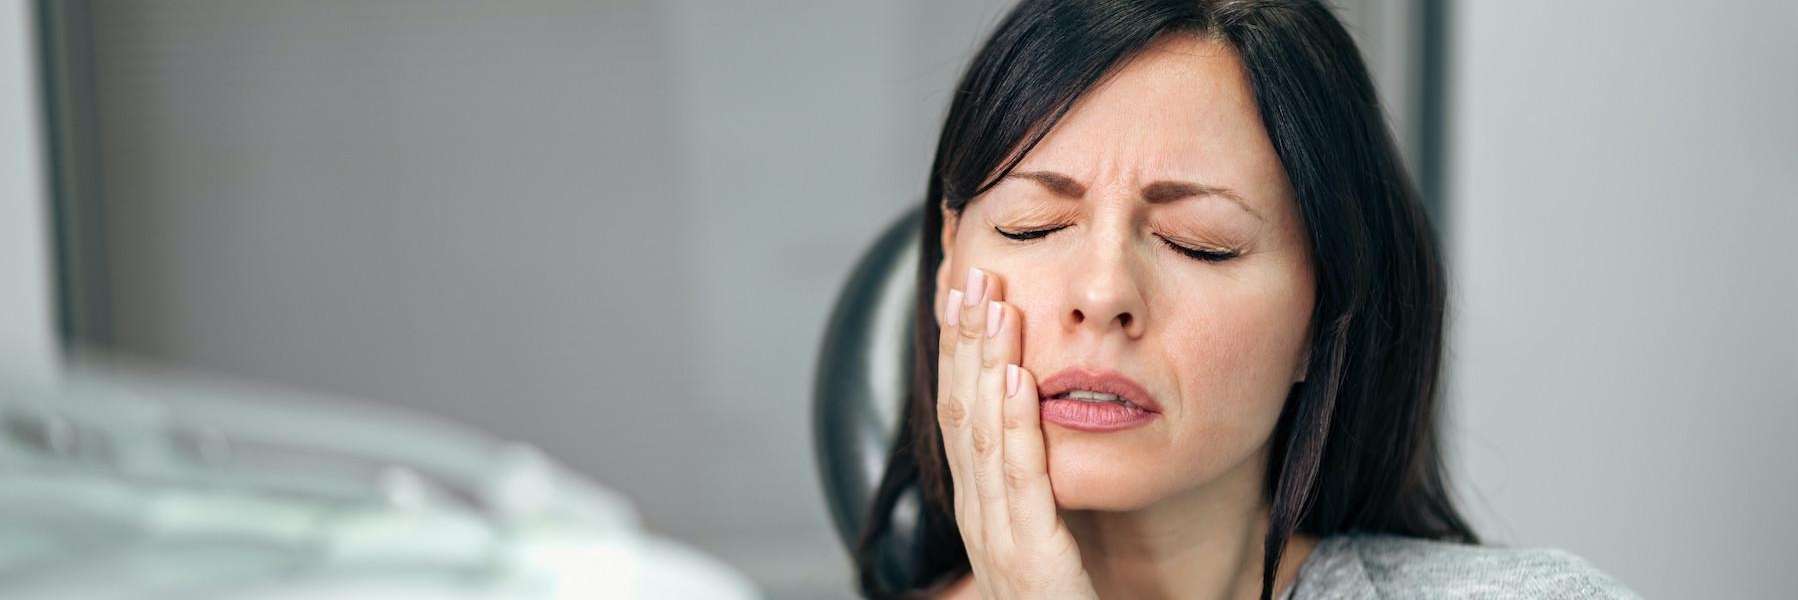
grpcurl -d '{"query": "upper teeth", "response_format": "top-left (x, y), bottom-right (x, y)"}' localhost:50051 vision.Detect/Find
top-left (1067, 390), bottom-right (1122, 403)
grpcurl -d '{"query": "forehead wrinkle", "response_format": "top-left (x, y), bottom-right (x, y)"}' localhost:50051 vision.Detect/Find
top-left (1002, 36), bottom-right (1285, 227)
top-left (1006, 167), bottom-right (1266, 223)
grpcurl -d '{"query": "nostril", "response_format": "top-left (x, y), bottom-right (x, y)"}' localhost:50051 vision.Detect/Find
top-left (1118, 313), bottom-right (1132, 328)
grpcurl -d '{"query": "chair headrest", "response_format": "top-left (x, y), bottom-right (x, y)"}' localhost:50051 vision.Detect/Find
top-left (812, 209), bottom-right (922, 557)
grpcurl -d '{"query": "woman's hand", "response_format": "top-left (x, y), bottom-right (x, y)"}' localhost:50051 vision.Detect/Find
top-left (938, 266), bottom-right (1098, 600)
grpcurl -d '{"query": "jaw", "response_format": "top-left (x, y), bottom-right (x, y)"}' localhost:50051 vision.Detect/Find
top-left (1044, 425), bottom-right (1272, 517)
top-left (1042, 426), bottom-right (1171, 511)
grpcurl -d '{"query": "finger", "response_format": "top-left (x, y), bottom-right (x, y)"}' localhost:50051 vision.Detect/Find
top-left (953, 268), bottom-right (1003, 425)
top-left (975, 299), bottom-right (1021, 550)
top-left (1001, 364), bottom-right (1058, 544)
top-left (937, 287), bottom-right (970, 517)
top-left (953, 268), bottom-right (1001, 526)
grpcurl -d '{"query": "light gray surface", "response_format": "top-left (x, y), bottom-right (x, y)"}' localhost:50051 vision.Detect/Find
top-left (0, 0), bottom-right (55, 384)
top-left (1444, 1), bottom-right (1798, 597)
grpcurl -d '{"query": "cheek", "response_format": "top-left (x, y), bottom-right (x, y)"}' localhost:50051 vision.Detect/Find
top-left (1158, 281), bottom-right (1313, 452)
top-left (1168, 307), bottom-right (1289, 393)
top-left (1006, 286), bottom-right (1070, 374)
top-left (1031, 265), bottom-right (1314, 510)
top-left (959, 258), bottom-right (1062, 353)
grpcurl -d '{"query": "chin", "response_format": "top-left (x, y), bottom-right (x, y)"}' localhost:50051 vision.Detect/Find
top-left (1043, 430), bottom-right (1184, 511)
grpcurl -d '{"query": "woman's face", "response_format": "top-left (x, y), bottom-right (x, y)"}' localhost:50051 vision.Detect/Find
top-left (937, 35), bottom-right (1315, 511)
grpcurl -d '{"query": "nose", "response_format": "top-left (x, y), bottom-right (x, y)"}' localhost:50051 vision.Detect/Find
top-left (1062, 232), bottom-right (1149, 340)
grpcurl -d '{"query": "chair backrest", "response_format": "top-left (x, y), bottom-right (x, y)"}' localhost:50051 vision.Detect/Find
top-left (812, 209), bottom-right (923, 577)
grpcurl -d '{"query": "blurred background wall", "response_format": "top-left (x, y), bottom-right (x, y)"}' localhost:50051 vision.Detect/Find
top-left (12, 0), bottom-right (1794, 598)
top-left (1, 0), bottom-right (55, 385)
top-left (1443, 1), bottom-right (1798, 597)
top-left (45, 1), bottom-right (1022, 596)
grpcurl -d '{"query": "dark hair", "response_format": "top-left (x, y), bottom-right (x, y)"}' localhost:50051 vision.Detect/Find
top-left (855, 1), bottom-right (1478, 598)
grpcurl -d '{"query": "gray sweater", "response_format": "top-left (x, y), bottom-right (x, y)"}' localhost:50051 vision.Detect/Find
top-left (1282, 533), bottom-right (1640, 599)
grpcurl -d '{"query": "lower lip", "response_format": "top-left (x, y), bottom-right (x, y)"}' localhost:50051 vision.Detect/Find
top-left (1039, 398), bottom-right (1158, 432)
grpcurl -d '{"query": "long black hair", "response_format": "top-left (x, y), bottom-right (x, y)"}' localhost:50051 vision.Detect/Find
top-left (856, 1), bottom-right (1478, 598)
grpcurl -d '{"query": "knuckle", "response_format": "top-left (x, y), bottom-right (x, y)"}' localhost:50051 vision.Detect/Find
top-left (1002, 415), bottom-right (1027, 431)
top-left (981, 351), bottom-right (1002, 369)
top-left (957, 322), bottom-right (984, 341)
top-left (970, 426), bottom-right (995, 456)
top-left (1002, 457), bottom-right (1034, 490)
top-left (937, 398), bottom-right (967, 427)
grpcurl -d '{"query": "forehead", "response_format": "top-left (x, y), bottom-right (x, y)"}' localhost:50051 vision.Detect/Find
top-left (1013, 34), bottom-right (1288, 196)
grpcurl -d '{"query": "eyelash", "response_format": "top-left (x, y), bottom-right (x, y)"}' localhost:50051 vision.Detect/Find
top-left (993, 226), bottom-right (1240, 263)
top-left (1159, 236), bottom-right (1240, 262)
top-left (994, 225), bottom-right (1064, 241)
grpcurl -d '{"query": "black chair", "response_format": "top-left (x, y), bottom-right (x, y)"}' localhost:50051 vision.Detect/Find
top-left (813, 209), bottom-right (926, 585)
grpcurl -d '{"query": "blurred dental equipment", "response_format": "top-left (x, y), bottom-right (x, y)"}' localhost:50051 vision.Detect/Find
top-left (0, 365), bottom-right (756, 599)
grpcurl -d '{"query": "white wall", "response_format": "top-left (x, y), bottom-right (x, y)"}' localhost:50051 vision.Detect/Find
top-left (1445, 1), bottom-right (1798, 597)
top-left (0, 0), bottom-right (56, 383)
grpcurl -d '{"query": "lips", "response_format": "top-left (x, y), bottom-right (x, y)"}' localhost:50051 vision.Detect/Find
top-left (1037, 368), bottom-right (1163, 413)
top-left (1036, 368), bottom-right (1163, 432)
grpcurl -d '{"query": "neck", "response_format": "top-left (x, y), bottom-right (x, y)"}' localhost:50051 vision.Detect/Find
top-left (1060, 446), bottom-right (1316, 600)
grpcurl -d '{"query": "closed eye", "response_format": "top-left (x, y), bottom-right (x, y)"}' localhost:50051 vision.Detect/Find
top-left (1157, 235), bottom-right (1239, 262)
top-left (994, 224), bottom-right (1069, 241)
top-left (995, 226), bottom-right (1238, 262)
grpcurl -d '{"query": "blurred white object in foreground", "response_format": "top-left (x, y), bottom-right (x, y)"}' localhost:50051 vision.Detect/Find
top-left (0, 366), bottom-right (757, 599)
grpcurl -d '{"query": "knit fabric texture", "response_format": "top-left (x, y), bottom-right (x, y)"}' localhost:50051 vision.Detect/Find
top-left (1280, 532), bottom-right (1641, 599)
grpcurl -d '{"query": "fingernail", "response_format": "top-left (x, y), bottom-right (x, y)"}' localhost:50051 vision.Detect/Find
top-left (985, 301), bottom-right (1002, 338)
top-left (1006, 364), bottom-right (1020, 397)
top-left (963, 267), bottom-right (985, 307)
top-left (945, 289), bottom-right (963, 328)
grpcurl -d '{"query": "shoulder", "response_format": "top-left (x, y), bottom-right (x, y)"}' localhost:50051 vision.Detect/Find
top-left (1296, 532), bottom-right (1640, 599)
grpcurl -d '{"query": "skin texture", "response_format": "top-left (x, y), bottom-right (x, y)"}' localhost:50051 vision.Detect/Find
top-left (931, 34), bottom-right (1321, 599)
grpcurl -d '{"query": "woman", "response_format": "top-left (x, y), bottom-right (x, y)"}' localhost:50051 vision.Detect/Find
top-left (854, 1), bottom-right (1638, 599)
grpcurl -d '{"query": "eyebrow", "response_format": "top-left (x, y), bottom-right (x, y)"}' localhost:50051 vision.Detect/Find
top-left (1006, 170), bottom-right (1265, 221)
